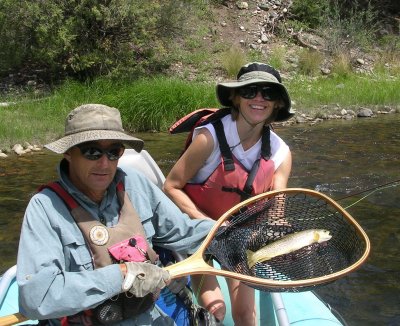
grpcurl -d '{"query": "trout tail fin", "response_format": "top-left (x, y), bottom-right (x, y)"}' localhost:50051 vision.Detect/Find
top-left (246, 249), bottom-right (256, 268)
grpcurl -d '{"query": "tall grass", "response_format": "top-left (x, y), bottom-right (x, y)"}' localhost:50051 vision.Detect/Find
top-left (331, 52), bottom-right (353, 77)
top-left (0, 77), bottom-right (219, 149)
top-left (298, 49), bottom-right (324, 76)
top-left (220, 47), bottom-right (247, 78)
top-left (108, 78), bottom-right (218, 131)
top-left (288, 73), bottom-right (400, 109)
top-left (267, 46), bottom-right (287, 71)
top-left (1, 72), bottom-right (399, 150)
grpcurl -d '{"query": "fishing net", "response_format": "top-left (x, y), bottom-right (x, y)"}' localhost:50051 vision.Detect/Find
top-left (206, 189), bottom-right (369, 292)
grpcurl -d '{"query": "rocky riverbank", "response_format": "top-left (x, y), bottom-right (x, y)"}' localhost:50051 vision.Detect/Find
top-left (1, 104), bottom-right (398, 159)
top-left (0, 142), bottom-right (43, 158)
top-left (280, 104), bottom-right (399, 126)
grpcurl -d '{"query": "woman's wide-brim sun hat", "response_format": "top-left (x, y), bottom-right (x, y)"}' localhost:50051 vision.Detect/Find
top-left (216, 62), bottom-right (294, 122)
top-left (45, 104), bottom-right (144, 154)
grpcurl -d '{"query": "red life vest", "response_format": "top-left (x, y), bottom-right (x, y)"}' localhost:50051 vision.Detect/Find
top-left (169, 107), bottom-right (231, 157)
top-left (170, 109), bottom-right (275, 220)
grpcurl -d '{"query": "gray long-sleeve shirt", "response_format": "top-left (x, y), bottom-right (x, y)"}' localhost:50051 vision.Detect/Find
top-left (17, 161), bottom-right (214, 325)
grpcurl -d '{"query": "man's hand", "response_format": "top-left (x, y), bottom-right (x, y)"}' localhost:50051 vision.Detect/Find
top-left (121, 262), bottom-right (170, 297)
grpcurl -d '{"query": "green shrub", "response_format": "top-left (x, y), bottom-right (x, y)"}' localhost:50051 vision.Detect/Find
top-left (331, 52), bottom-right (353, 77)
top-left (298, 49), bottom-right (324, 76)
top-left (291, 0), bottom-right (330, 29)
top-left (317, 0), bottom-right (380, 53)
top-left (0, 1), bottom-right (203, 80)
top-left (267, 46), bottom-right (287, 71)
top-left (376, 35), bottom-right (400, 75)
top-left (220, 47), bottom-right (247, 78)
top-left (291, 0), bottom-right (382, 53)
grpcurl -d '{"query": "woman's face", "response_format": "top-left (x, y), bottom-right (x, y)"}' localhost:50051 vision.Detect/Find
top-left (235, 84), bottom-right (281, 125)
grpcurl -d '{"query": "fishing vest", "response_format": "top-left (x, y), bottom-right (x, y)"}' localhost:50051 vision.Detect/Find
top-left (170, 108), bottom-right (275, 220)
top-left (38, 181), bottom-right (159, 324)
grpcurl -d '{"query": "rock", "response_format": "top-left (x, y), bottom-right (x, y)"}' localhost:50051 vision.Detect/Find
top-left (237, 2), bottom-right (249, 10)
top-left (317, 112), bottom-right (329, 120)
top-left (309, 118), bottom-right (324, 125)
top-left (321, 68), bottom-right (331, 75)
top-left (343, 114), bottom-right (354, 120)
top-left (32, 145), bottom-right (42, 151)
top-left (296, 116), bottom-right (308, 123)
top-left (0, 152), bottom-right (8, 158)
top-left (357, 108), bottom-right (373, 117)
top-left (13, 144), bottom-right (25, 155)
top-left (0, 102), bottom-right (16, 107)
top-left (261, 34), bottom-right (269, 43)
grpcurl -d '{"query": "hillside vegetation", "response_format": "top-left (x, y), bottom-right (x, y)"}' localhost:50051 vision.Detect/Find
top-left (0, 0), bottom-right (399, 149)
top-left (1, 0), bottom-right (399, 87)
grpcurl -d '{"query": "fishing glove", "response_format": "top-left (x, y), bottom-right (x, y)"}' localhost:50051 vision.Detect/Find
top-left (122, 262), bottom-right (170, 297)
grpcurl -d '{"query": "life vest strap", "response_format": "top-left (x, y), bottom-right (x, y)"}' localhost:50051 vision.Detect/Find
top-left (39, 181), bottom-right (125, 211)
top-left (242, 158), bottom-right (261, 198)
top-left (38, 182), bottom-right (80, 210)
top-left (261, 125), bottom-right (271, 159)
top-left (221, 186), bottom-right (252, 201)
top-left (212, 119), bottom-right (235, 171)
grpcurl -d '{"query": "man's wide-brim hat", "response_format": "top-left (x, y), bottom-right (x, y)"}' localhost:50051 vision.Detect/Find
top-left (216, 62), bottom-right (294, 122)
top-left (45, 104), bottom-right (144, 154)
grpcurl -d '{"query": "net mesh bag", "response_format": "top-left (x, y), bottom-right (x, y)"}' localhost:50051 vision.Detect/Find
top-left (206, 191), bottom-right (368, 292)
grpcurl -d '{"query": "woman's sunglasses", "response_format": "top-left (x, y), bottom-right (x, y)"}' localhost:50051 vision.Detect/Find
top-left (238, 85), bottom-right (281, 101)
top-left (77, 143), bottom-right (125, 161)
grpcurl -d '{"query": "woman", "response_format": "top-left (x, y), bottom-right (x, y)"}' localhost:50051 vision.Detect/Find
top-left (163, 62), bottom-right (294, 325)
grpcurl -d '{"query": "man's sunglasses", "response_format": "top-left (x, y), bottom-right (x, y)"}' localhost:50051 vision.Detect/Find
top-left (238, 85), bottom-right (281, 101)
top-left (77, 143), bottom-right (125, 161)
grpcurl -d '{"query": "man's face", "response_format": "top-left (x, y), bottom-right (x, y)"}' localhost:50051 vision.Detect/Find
top-left (64, 140), bottom-right (125, 202)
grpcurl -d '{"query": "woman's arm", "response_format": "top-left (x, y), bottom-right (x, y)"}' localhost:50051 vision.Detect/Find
top-left (163, 128), bottom-right (214, 220)
top-left (271, 149), bottom-right (292, 190)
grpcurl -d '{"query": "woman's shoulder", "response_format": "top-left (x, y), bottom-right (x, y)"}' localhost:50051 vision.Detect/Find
top-left (270, 128), bottom-right (287, 144)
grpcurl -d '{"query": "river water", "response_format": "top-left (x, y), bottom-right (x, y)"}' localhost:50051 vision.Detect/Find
top-left (0, 114), bottom-right (399, 325)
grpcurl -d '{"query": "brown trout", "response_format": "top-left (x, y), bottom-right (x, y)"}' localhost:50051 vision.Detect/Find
top-left (246, 229), bottom-right (332, 268)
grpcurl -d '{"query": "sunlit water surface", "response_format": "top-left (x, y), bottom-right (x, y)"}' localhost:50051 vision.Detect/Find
top-left (0, 114), bottom-right (399, 325)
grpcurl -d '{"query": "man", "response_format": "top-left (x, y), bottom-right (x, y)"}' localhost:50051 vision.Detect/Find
top-left (17, 104), bottom-right (215, 325)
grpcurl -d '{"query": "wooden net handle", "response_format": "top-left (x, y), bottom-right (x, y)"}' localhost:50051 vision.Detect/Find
top-left (0, 313), bottom-right (28, 326)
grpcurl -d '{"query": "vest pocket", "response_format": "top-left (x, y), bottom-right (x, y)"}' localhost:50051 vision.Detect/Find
top-left (62, 235), bottom-right (93, 271)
